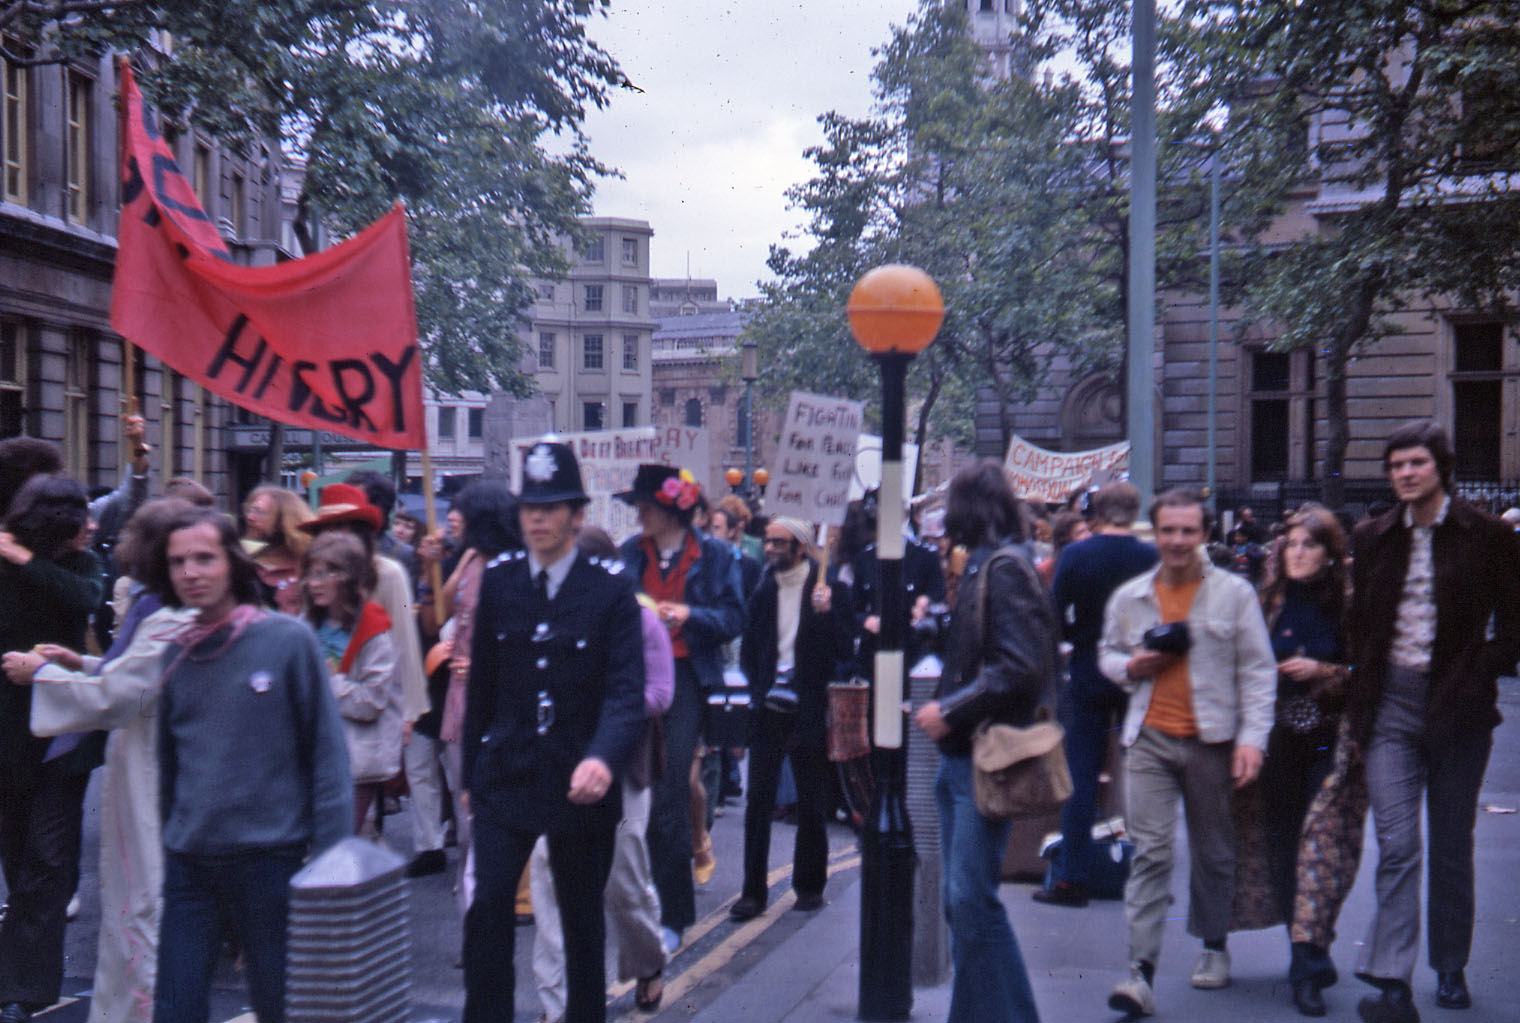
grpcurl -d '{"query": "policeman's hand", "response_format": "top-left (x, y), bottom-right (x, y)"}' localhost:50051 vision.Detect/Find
top-left (863, 615), bottom-right (881, 635)
top-left (1232, 744), bottom-right (1264, 788)
top-left (568, 757), bottom-right (613, 804)
top-left (35, 644), bottom-right (84, 672)
top-left (811, 584), bottom-right (832, 614)
top-left (914, 700), bottom-right (950, 741)
top-left (910, 594), bottom-right (929, 625)
top-left (1126, 649), bottom-right (1178, 680)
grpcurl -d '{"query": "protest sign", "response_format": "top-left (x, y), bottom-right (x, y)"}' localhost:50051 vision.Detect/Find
top-left (509, 426), bottom-right (712, 540)
top-left (769, 392), bottom-right (863, 526)
top-left (109, 63), bottom-right (425, 450)
top-left (849, 434), bottom-right (920, 505)
top-left (1003, 434), bottom-right (1130, 504)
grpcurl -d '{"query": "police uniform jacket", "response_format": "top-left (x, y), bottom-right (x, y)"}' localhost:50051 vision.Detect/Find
top-left (850, 538), bottom-right (947, 678)
top-left (463, 550), bottom-right (647, 834)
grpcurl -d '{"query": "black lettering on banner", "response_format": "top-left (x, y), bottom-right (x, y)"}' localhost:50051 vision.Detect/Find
top-left (138, 94), bottom-right (161, 142)
top-left (252, 354), bottom-right (283, 401)
top-left (151, 153), bottom-right (211, 223)
top-left (205, 315), bottom-right (270, 393)
top-left (289, 362), bottom-right (348, 424)
top-left (330, 359), bottom-right (377, 432)
top-left (371, 346), bottom-right (417, 433)
top-left (122, 156), bottom-right (145, 205)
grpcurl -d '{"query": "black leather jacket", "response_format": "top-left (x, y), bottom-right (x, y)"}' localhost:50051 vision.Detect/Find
top-left (934, 541), bottom-right (1061, 757)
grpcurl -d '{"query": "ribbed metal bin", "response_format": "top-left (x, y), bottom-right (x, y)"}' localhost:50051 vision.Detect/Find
top-left (906, 655), bottom-right (950, 986)
top-left (286, 837), bottom-right (410, 1023)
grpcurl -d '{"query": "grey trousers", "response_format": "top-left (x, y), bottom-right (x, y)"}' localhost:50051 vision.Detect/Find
top-left (1357, 664), bottom-right (1493, 983)
top-left (1123, 727), bottom-right (1236, 967)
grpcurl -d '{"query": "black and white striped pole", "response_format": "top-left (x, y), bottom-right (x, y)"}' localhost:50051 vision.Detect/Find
top-left (848, 264), bottom-right (944, 1021)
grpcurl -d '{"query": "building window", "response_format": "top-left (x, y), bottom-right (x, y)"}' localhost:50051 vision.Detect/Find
top-left (622, 334), bottom-right (638, 371)
top-left (229, 169), bottom-right (247, 238)
top-left (622, 285), bottom-right (638, 314)
top-left (658, 388), bottom-right (675, 407)
top-left (538, 283), bottom-right (555, 301)
top-left (621, 237), bottom-right (638, 267)
top-left (1, 320), bottom-right (26, 438)
top-left (1451, 320), bottom-right (1505, 479)
top-left (584, 235), bottom-right (604, 262)
top-left (437, 405), bottom-right (456, 440)
top-left (583, 401), bottom-right (604, 431)
top-left (583, 334), bottom-right (603, 370)
top-left (1237, 348), bottom-right (1321, 482)
top-left (538, 331), bottom-right (556, 369)
top-left (65, 72), bottom-right (90, 222)
top-left (468, 407), bottom-right (484, 441)
top-left (584, 284), bottom-right (603, 312)
top-left (622, 401), bottom-right (638, 428)
top-left (684, 398), bottom-right (703, 428)
top-left (3, 54), bottom-right (26, 203)
top-left (64, 332), bottom-right (90, 475)
top-left (193, 141), bottom-right (212, 212)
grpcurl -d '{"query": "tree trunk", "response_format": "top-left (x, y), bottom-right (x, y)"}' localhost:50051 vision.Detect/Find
top-left (912, 371), bottom-right (942, 496)
top-left (1321, 278), bottom-right (1379, 508)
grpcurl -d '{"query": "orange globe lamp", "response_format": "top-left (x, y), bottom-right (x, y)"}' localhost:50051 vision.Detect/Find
top-left (847, 264), bottom-right (945, 355)
top-left (299, 469), bottom-right (319, 488)
top-left (724, 467), bottom-right (743, 489)
top-left (752, 468), bottom-right (770, 489)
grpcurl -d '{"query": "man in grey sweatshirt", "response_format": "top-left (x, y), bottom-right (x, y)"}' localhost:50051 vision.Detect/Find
top-left (146, 508), bottom-right (350, 1023)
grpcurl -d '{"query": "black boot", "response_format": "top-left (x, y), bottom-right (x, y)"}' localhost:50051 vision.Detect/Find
top-left (1293, 977), bottom-right (1327, 1017)
top-left (1357, 980), bottom-right (1420, 1023)
top-left (1435, 970), bottom-right (1470, 1010)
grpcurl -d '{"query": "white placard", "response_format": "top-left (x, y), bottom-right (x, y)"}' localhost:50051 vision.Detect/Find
top-left (1003, 434), bottom-right (1130, 504)
top-left (849, 433), bottom-right (920, 505)
top-left (769, 391), bottom-right (864, 526)
top-left (510, 426), bottom-right (712, 542)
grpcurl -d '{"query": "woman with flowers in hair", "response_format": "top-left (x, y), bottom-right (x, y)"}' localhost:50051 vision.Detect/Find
top-left (616, 465), bottom-right (744, 953)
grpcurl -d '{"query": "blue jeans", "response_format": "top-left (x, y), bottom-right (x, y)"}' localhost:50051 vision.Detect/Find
top-left (154, 847), bottom-right (304, 1023)
top-left (936, 754), bottom-right (1040, 1023)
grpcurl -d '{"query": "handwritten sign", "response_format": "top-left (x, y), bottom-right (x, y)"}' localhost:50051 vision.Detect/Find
top-left (510, 426), bottom-right (712, 540)
top-left (1003, 434), bottom-right (1130, 504)
top-left (769, 392), bottom-right (863, 526)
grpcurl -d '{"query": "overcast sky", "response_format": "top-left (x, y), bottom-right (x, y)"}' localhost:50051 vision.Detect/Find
top-left (577, 1), bottom-right (925, 301)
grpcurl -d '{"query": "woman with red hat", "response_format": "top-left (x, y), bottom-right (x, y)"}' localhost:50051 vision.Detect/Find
top-left (615, 464), bottom-right (744, 953)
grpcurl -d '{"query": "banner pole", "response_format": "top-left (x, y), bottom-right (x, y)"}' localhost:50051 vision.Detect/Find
top-left (420, 447), bottom-right (444, 600)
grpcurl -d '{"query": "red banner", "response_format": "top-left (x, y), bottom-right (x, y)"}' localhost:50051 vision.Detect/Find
top-left (109, 63), bottom-right (427, 451)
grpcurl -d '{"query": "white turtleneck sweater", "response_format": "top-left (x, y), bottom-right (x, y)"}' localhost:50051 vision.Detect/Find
top-left (774, 559), bottom-right (809, 671)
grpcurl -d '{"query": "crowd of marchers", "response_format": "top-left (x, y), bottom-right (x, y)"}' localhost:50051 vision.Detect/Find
top-left (0, 416), bottom-right (1513, 1023)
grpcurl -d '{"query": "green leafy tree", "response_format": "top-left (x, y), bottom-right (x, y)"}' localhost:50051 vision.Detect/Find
top-left (1, 0), bottom-right (628, 395)
top-left (1215, 0), bottom-right (1520, 504)
top-left (746, 1), bottom-right (1123, 467)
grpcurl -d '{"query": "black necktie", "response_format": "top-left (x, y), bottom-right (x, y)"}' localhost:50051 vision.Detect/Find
top-left (535, 569), bottom-right (549, 604)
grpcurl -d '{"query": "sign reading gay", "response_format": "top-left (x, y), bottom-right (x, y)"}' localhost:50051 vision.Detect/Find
top-left (769, 391), bottom-right (863, 526)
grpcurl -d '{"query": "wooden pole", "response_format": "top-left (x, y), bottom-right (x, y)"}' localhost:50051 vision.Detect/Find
top-left (419, 447), bottom-right (444, 600)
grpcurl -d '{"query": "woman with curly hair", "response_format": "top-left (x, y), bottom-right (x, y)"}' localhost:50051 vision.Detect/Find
top-left (242, 485), bottom-right (314, 614)
top-left (1231, 504), bottom-right (1367, 1017)
top-left (0, 472), bottom-right (104, 1021)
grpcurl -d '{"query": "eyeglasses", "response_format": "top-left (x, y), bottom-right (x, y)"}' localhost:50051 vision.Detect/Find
top-left (305, 567), bottom-right (345, 582)
top-left (762, 537), bottom-right (794, 548)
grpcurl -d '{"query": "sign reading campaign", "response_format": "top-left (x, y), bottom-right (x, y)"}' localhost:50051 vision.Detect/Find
top-left (1003, 434), bottom-right (1130, 504)
top-left (770, 391), bottom-right (864, 526)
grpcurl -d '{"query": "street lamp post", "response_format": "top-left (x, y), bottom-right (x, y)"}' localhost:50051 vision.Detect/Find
top-left (741, 338), bottom-right (758, 499)
top-left (847, 264), bottom-right (944, 1022)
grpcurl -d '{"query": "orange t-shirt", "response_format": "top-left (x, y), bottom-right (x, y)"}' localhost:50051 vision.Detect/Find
top-left (1143, 576), bottom-right (1201, 738)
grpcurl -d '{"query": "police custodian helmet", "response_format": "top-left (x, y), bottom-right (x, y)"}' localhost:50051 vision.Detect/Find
top-left (519, 441), bottom-right (589, 505)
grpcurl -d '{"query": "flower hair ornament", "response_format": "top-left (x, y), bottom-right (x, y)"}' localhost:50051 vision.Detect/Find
top-left (656, 470), bottom-right (701, 511)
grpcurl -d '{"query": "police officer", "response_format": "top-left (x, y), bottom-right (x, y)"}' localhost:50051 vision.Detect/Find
top-left (461, 442), bottom-right (646, 1023)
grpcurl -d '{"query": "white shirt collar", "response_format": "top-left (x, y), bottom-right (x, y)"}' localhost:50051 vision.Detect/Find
top-left (527, 548), bottom-right (578, 600)
top-left (1402, 494), bottom-right (1451, 529)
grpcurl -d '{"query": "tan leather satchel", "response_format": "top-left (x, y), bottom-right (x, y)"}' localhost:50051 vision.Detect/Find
top-left (970, 710), bottom-right (1073, 820)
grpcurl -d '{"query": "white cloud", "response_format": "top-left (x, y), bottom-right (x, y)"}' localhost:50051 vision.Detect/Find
top-left (580, 0), bottom-right (923, 298)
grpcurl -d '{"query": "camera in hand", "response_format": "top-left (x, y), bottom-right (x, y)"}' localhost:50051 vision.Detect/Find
top-left (1142, 622), bottom-right (1192, 656)
top-left (764, 665), bottom-right (800, 714)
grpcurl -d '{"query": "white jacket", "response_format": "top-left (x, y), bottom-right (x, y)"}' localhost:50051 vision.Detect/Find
top-left (1098, 558), bottom-right (1276, 751)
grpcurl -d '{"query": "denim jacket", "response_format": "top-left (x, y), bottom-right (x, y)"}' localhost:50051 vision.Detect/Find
top-left (1098, 556), bottom-right (1276, 751)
